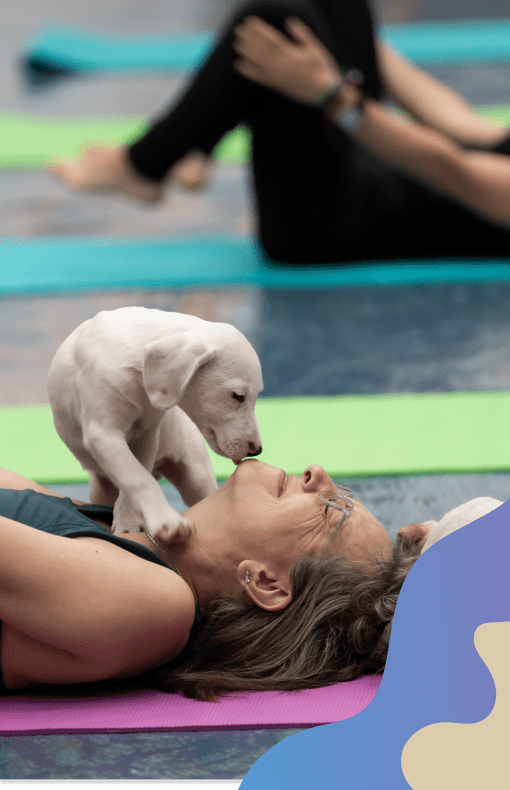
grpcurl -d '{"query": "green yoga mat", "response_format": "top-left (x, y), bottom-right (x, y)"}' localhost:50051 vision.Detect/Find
top-left (0, 105), bottom-right (507, 170)
top-left (3, 392), bottom-right (510, 485)
top-left (0, 112), bottom-right (249, 169)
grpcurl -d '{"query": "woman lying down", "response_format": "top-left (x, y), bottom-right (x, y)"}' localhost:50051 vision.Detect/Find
top-left (0, 462), bottom-right (500, 699)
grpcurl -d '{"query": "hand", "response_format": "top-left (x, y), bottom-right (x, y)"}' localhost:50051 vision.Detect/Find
top-left (233, 16), bottom-right (342, 105)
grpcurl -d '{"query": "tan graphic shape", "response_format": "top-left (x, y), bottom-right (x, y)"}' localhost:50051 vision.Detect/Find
top-left (401, 622), bottom-right (510, 790)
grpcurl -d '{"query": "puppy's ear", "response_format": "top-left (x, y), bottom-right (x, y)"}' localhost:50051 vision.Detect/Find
top-left (142, 335), bottom-right (215, 410)
top-left (396, 523), bottom-right (435, 551)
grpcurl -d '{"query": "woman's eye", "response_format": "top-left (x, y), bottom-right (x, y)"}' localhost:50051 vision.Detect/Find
top-left (232, 392), bottom-right (245, 402)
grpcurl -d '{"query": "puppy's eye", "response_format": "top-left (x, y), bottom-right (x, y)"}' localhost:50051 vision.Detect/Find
top-left (232, 392), bottom-right (245, 403)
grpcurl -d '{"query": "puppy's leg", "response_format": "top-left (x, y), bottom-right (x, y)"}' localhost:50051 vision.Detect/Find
top-left (157, 456), bottom-right (217, 507)
top-left (89, 472), bottom-right (119, 507)
top-left (155, 407), bottom-right (218, 507)
top-left (129, 427), bottom-right (195, 543)
top-left (82, 421), bottom-right (194, 542)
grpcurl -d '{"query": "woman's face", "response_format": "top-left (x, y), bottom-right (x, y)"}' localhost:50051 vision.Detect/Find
top-left (188, 460), bottom-right (392, 572)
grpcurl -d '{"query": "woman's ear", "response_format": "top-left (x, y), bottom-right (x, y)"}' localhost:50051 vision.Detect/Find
top-left (237, 560), bottom-right (292, 612)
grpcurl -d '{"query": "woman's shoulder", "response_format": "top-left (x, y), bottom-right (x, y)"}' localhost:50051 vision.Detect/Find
top-left (80, 536), bottom-right (198, 672)
top-left (76, 533), bottom-right (197, 633)
top-left (108, 562), bottom-right (198, 679)
top-left (1, 530), bottom-right (197, 690)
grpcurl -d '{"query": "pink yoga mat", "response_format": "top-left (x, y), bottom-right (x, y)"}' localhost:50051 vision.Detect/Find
top-left (0, 676), bottom-right (381, 734)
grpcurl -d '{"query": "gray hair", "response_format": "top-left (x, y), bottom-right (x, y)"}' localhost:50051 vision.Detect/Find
top-left (144, 532), bottom-right (422, 701)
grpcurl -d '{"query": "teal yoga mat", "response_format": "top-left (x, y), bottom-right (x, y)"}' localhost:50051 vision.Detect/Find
top-left (22, 17), bottom-right (510, 77)
top-left (3, 392), bottom-right (510, 484)
top-left (0, 236), bottom-right (510, 294)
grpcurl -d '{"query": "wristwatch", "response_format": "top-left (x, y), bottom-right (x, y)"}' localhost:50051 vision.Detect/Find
top-left (333, 92), bottom-right (365, 134)
top-left (314, 70), bottom-right (365, 134)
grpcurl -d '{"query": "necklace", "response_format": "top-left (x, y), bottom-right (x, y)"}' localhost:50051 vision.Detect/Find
top-left (143, 530), bottom-right (183, 577)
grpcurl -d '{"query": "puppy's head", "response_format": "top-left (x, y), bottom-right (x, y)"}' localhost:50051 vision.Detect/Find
top-left (142, 323), bottom-right (263, 462)
top-left (180, 324), bottom-right (263, 463)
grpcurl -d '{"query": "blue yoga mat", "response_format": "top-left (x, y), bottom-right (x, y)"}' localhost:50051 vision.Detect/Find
top-left (22, 17), bottom-right (510, 76)
top-left (1, 236), bottom-right (510, 294)
top-left (382, 17), bottom-right (510, 64)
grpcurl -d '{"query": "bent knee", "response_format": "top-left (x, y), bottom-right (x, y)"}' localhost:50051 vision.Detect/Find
top-left (230, 0), bottom-right (320, 34)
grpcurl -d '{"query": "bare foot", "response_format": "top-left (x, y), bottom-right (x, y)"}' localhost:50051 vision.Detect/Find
top-left (49, 145), bottom-right (163, 205)
top-left (168, 149), bottom-right (213, 191)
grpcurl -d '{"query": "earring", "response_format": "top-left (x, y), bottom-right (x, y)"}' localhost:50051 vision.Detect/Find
top-left (245, 570), bottom-right (250, 584)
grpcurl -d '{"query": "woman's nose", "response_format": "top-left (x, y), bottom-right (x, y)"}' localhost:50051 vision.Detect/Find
top-left (301, 465), bottom-right (332, 492)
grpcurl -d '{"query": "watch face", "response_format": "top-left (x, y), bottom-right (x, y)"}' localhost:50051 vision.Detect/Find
top-left (336, 106), bottom-right (362, 133)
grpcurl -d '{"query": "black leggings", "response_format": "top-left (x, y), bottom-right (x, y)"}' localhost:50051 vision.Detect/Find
top-left (129, 0), bottom-right (510, 263)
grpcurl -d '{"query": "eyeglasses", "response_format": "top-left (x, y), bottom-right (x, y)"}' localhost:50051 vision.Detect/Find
top-left (319, 484), bottom-right (354, 533)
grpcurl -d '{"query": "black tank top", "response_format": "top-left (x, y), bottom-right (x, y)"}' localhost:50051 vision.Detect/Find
top-left (0, 488), bottom-right (175, 570)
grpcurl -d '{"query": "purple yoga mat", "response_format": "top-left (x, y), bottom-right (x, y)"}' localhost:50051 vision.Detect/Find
top-left (0, 676), bottom-right (381, 734)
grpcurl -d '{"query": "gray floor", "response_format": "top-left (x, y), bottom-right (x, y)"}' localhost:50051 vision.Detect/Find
top-left (1, 0), bottom-right (510, 781)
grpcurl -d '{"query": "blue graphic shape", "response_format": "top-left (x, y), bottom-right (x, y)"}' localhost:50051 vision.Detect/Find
top-left (240, 499), bottom-right (510, 788)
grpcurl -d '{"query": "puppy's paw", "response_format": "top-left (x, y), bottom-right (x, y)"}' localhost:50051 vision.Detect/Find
top-left (154, 515), bottom-right (195, 545)
top-left (111, 519), bottom-right (143, 534)
top-left (111, 495), bottom-right (144, 534)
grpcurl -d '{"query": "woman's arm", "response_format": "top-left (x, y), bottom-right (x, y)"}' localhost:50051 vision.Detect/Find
top-left (375, 42), bottom-right (507, 148)
top-left (0, 515), bottom-right (195, 687)
top-left (333, 93), bottom-right (510, 228)
top-left (233, 17), bottom-right (510, 229)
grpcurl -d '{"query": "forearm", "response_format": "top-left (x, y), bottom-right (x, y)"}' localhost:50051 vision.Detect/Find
top-left (376, 42), bottom-right (507, 147)
top-left (329, 93), bottom-right (510, 229)
top-left (355, 98), bottom-right (470, 192)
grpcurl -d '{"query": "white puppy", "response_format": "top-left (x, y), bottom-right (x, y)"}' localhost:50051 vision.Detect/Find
top-left (47, 306), bottom-right (263, 543)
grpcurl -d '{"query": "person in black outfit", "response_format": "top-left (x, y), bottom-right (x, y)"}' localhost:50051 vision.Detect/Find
top-left (51, 0), bottom-right (510, 263)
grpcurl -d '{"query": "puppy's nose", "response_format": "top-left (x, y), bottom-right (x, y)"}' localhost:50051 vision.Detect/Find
top-left (247, 443), bottom-right (262, 457)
